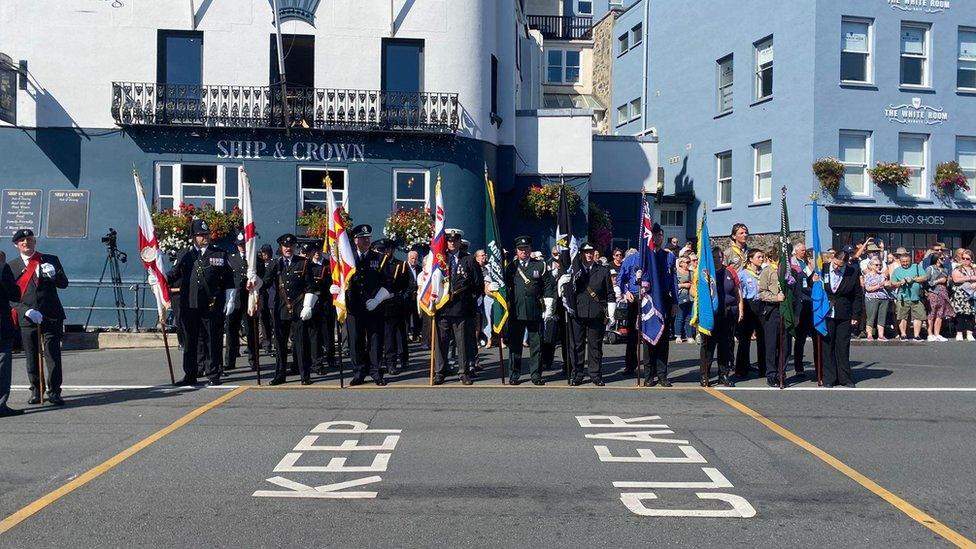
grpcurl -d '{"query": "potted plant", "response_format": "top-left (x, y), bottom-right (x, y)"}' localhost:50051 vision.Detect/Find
top-left (933, 161), bottom-right (971, 197)
top-left (811, 157), bottom-right (845, 194)
top-left (297, 207), bottom-right (352, 239)
top-left (152, 204), bottom-right (192, 260)
top-left (384, 207), bottom-right (434, 251)
top-left (868, 162), bottom-right (912, 189)
top-left (587, 201), bottom-right (613, 251)
top-left (520, 184), bottom-right (581, 219)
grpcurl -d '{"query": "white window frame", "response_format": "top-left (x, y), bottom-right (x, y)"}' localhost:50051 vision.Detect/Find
top-left (956, 136), bottom-right (976, 200)
top-left (753, 140), bottom-right (772, 203)
top-left (754, 37), bottom-right (773, 101)
top-left (298, 166), bottom-right (349, 213)
top-left (840, 17), bottom-right (873, 84)
top-left (717, 54), bottom-right (733, 114)
top-left (629, 98), bottom-right (641, 121)
top-left (392, 169), bottom-right (431, 210)
top-left (958, 27), bottom-right (976, 91)
top-left (838, 130), bottom-right (872, 197)
top-left (618, 33), bottom-right (630, 55)
top-left (154, 162), bottom-right (240, 212)
top-left (716, 151), bottom-right (732, 207)
top-left (898, 133), bottom-right (928, 199)
top-left (574, 0), bottom-right (593, 16)
top-left (631, 24), bottom-right (643, 47)
top-left (900, 22), bottom-right (930, 88)
top-left (616, 104), bottom-right (629, 127)
top-left (545, 49), bottom-right (581, 84)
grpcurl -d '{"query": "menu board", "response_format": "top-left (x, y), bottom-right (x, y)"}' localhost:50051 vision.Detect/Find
top-left (46, 189), bottom-right (90, 238)
top-left (0, 189), bottom-right (41, 235)
top-left (0, 64), bottom-right (15, 125)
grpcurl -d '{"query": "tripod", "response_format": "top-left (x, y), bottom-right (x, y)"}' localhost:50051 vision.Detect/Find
top-left (84, 237), bottom-right (129, 331)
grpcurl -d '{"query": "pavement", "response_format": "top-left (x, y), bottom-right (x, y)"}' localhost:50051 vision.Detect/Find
top-left (1, 339), bottom-right (975, 547)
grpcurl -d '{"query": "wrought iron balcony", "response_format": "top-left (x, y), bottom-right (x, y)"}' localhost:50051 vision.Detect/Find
top-left (527, 15), bottom-right (593, 40)
top-left (111, 82), bottom-right (460, 133)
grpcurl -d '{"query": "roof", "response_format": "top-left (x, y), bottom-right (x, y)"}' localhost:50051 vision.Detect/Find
top-left (543, 94), bottom-right (606, 110)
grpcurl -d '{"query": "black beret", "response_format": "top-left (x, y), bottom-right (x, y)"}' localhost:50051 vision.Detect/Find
top-left (11, 228), bottom-right (34, 243)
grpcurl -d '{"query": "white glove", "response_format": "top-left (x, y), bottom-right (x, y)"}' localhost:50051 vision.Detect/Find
top-left (373, 287), bottom-right (392, 304)
top-left (26, 309), bottom-right (43, 324)
top-left (223, 289), bottom-right (238, 315)
top-left (542, 297), bottom-right (554, 320)
top-left (147, 274), bottom-right (159, 287)
top-left (488, 281), bottom-right (499, 292)
top-left (300, 293), bottom-right (317, 321)
top-left (40, 263), bottom-right (56, 278)
top-left (557, 273), bottom-right (571, 298)
top-left (365, 298), bottom-right (379, 311)
top-left (614, 286), bottom-right (622, 300)
top-left (247, 275), bottom-right (263, 291)
top-left (330, 284), bottom-right (341, 296)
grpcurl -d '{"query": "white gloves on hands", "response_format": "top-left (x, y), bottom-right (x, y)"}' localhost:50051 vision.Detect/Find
top-left (246, 276), bottom-right (263, 292)
top-left (557, 273), bottom-right (571, 297)
top-left (25, 309), bottom-right (43, 324)
top-left (542, 297), bottom-right (555, 321)
top-left (300, 293), bottom-right (318, 321)
top-left (367, 287), bottom-right (392, 311)
top-left (223, 289), bottom-right (238, 316)
top-left (40, 263), bottom-right (56, 278)
top-left (329, 284), bottom-right (341, 296)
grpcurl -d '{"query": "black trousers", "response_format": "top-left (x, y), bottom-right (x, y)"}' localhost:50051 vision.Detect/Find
top-left (21, 319), bottom-right (64, 396)
top-left (383, 315), bottom-right (409, 372)
top-left (346, 310), bottom-right (383, 380)
top-left (762, 306), bottom-right (784, 383)
top-left (571, 316), bottom-right (605, 381)
top-left (181, 307), bottom-right (222, 382)
top-left (408, 303), bottom-right (422, 340)
top-left (642, 334), bottom-right (672, 382)
top-left (224, 297), bottom-right (259, 371)
top-left (624, 300), bottom-right (639, 371)
top-left (508, 317), bottom-right (543, 381)
top-left (273, 317), bottom-right (308, 382)
top-left (793, 301), bottom-right (815, 373)
top-left (542, 315), bottom-right (571, 372)
top-left (308, 310), bottom-right (337, 370)
top-left (701, 312), bottom-right (736, 377)
top-left (824, 318), bottom-right (854, 386)
top-left (735, 300), bottom-right (766, 377)
top-left (436, 316), bottom-right (470, 378)
top-left (259, 296), bottom-right (274, 352)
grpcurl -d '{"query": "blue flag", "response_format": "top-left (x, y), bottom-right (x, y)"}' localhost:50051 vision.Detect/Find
top-left (639, 197), bottom-right (665, 344)
top-left (690, 210), bottom-right (717, 335)
top-left (810, 199), bottom-right (829, 336)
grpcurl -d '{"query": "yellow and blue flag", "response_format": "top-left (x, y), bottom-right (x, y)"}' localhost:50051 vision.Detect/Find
top-left (810, 198), bottom-right (829, 335)
top-left (690, 210), bottom-right (717, 335)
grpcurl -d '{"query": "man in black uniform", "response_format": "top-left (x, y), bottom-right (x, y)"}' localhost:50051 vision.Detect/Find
top-left (262, 234), bottom-right (317, 385)
top-left (505, 236), bottom-right (554, 385)
top-left (345, 225), bottom-right (392, 386)
top-left (164, 220), bottom-right (236, 386)
top-left (306, 241), bottom-right (337, 376)
top-left (405, 249), bottom-right (422, 342)
top-left (564, 243), bottom-right (613, 386)
top-left (542, 245), bottom-right (570, 375)
top-left (434, 229), bottom-right (483, 385)
top-left (9, 229), bottom-right (69, 405)
top-left (374, 239), bottom-right (410, 376)
top-left (224, 231), bottom-right (264, 373)
top-left (258, 244), bottom-right (275, 354)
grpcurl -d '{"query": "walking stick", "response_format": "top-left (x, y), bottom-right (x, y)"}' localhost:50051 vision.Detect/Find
top-left (251, 314), bottom-right (262, 385)
top-left (37, 323), bottom-right (46, 403)
top-left (160, 314), bottom-right (176, 386)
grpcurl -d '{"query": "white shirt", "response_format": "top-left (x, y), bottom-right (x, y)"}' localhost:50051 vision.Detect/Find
top-left (20, 253), bottom-right (40, 277)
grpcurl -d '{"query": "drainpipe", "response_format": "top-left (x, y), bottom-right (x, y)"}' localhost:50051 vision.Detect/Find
top-left (640, 0), bottom-right (650, 137)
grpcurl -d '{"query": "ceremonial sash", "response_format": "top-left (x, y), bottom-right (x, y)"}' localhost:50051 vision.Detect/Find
top-left (13, 252), bottom-right (42, 326)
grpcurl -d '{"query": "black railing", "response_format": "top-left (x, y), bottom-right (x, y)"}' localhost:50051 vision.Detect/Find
top-left (111, 82), bottom-right (460, 133)
top-left (527, 15), bottom-right (593, 40)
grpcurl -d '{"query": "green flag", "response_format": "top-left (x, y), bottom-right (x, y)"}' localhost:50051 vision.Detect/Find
top-left (778, 187), bottom-right (795, 334)
top-left (484, 165), bottom-right (509, 333)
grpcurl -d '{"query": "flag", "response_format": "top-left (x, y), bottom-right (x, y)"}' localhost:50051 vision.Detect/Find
top-left (810, 198), bottom-right (829, 336)
top-left (690, 209), bottom-right (717, 336)
top-left (419, 173), bottom-right (449, 316)
top-left (325, 175), bottom-right (356, 323)
top-left (132, 169), bottom-right (170, 319)
top-left (639, 195), bottom-right (665, 345)
top-left (555, 183), bottom-right (578, 270)
top-left (777, 187), bottom-right (795, 334)
top-left (239, 167), bottom-right (259, 316)
top-left (484, 165), bottom-right (509, 333)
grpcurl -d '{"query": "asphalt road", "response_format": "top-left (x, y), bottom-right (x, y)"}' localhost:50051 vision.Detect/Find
top-left (1, 340), bottom-right (974, 547)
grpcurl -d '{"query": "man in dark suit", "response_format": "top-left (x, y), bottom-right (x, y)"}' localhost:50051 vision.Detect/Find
top-left (640, 224), bottom-right (678, 387)
top-left (262, 233), bottom-right (316, 385)
top-left (405, 249), bottom-right (422, 342)
top-left (305, 240), bottom-right (337, 376)
top-left (164, 219), bottom-right (236, 387)
top-left (565, 243), bottom-right (613, 386)
top-left (434, 229), bottom-right (483, 385)
top-left (224, 231), bottom-right (265, 373)
top-left (345, 224), bottom-right (393, 386)
top-left (505, 236), bottom-right (555, 385)
top-left (0, 250), bottom-right (22, 416)
top-left (813, 249), bottom-right (858, 388)
top-left (9, 229), bottom-right (69, 406)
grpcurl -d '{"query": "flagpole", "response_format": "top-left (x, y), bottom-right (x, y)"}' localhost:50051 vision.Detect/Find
top-left (271, 0), bottom-right (291, 135)
top-left (429, 311), bottom-right (436, 386)
top-left (636, 190), bottom-right (646, 387)
top-left (37, 326), bottom-right (46, 403)
top-left (251, 314), bottom-right (262, 385)
top-left (160, 314), bottom-right (176, 386)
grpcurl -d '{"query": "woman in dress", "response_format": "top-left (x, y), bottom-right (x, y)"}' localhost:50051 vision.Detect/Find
top-left (924, 253), bottom-right (953, 341)
top-left (950, 248), bottom-right (976, 341)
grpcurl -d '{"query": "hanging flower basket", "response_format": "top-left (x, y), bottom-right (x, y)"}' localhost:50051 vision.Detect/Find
top-left (298, 207), bottom-right (352, 239)
top-left (868, 162), bottom-right (912, 188)
top-left (811, 157), bottom-right (845, 194)
top-left (587, 201), bottom-right (613, 251)
top-left (520, 184), bottom-right (581, 219)
top-left (384, 207), bottom-right (433, 251)
top-left (933, 161), bottom-right (971, 196)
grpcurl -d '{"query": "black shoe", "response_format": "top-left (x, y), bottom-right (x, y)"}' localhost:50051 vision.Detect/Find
top-left (658, 379), bottom-right (672, 388)
top-left (301, 379), bottom-right (313, 386)
top-left (719, 374), bottom-right (735, 387)
top-left (27, 393), bottom-right (40, 405)
top-left (268, 378), bottom-right (285, 386)
top-left (766, 377), bottom-right (779, 388)
top-left (349, 377), bottom-right (366, 387)
top-left (314, 366), bottom-right (327, 376)
top-left (700, 378), bottom-right (710, 388)
top-left (531, 379), bottom-right (545, 386)
top-left (467, 369), bottom-right (480, 379)
top-left (593, 379), bottom-right (605, 387)
top-left (642, 380), bottom-right (654, 387)
top-left (433, 376), bottom-right (445, 386)
top-left (569, 378), bottom-right (583, 386)
top-left (47, 393), bottom-right (65, 406)
top-left (207, 379), bottom-right (222, 387)
top-left (175, 378), bottom-right (197, 387)
top-left (509, 378), bottom-right (521, 386)
top-left (461, 375), bottom-right (474, 386)
top-left (0, 406), bottom-right (24, 417)
top-left (389, 368), bottom-right (400, 376)
top-left (374, 378), bottom-right (387, 386)
top-left (843, 383), bottom-right (857, 388)
top-left (822, 382), bottom-right (835, 388)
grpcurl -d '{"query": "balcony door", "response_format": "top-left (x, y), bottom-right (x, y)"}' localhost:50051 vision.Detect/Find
top-left (270, 34), bottom-right (315, 127)
top-left (156, 30), bottom-right (203, 124)
top-left (382, 39), bottom-right (424, 128)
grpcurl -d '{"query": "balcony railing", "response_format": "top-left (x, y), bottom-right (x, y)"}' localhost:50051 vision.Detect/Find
top-left (527, 15), bottom-right (593, 40)
top-left (111, 82), bottom-right (460, 133)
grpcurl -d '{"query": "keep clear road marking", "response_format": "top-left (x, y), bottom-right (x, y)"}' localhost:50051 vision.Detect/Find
top-left (0, 386), bottom-right (250, 535)
top-left (706, 388), bottom-right (976, 548)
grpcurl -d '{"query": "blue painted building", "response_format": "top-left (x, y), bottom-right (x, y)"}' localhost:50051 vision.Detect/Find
top-left (609, 0), bottom-right (976, 257)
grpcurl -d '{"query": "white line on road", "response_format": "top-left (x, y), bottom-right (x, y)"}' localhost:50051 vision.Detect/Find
top-left (8, 384), bottom-right (976, 392)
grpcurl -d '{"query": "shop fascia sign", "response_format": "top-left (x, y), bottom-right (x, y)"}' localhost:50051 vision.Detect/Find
top-left (878, 213), bottom-right (945, 226)
top-left (884, 97), bottom-right (947, 125)
top-left (217, 139), bottom-right (366, 162)
top-left (887, 0), bottom-right (950, 13)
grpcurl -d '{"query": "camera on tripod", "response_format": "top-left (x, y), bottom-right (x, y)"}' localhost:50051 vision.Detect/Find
top-left (101, 228), bottom-right (126, 263)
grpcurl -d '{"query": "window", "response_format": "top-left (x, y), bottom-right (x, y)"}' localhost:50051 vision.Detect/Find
top-left (959, 28), bottom-right (976, 90)
top-left (155, 163), bottom-right (240, 211)
top-left (629, 98), bottom-right (641, 121)
top-left (574, 0), bottom-right (592, 15)
top-left (753, 140), bottom-right (772, 202)
top-left (839, 130), bottom-right (871, 196)
top-left (841, 18), bottom-right (872, 83)
top-left (631, 24), bottom-right (643, 47)
top-left (299, 167), bottom-right (347, 212)
top-left (618, 33), bottom-right (630, 54)
top-left (382, 39), bottom-right (424, 92)
top-left (898, 133), bottom-right (927, 198)
top-left (616, 104), bottom-right (628, 126)
top-left (754, 37), bottom-right (773, 101)
top-left (717, 55), bottom-right (733, 113)
top-left (270, 34), bottom-right (314, 88)
top-left (716, 152), bottom-right (732, 207)
top-left (393, 170), bottom-right (430, 210)
top-left (490, 54), bottom-right (499, 117)
top-left (956, 137), bottom-right (976, 199)
top-left (900, 23), bottom-right (929, 87)
top-left (659, 210), bottom-right (684, 227)
top-left (546, 49), bottom-right (580, 84)
top-left (157, 30), bottom-right (203, 123)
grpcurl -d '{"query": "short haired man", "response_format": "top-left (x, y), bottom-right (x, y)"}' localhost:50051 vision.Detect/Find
top-left (505, 236), bottom-right (555, 385)
top-left (723, 223), bottom-right (749, 270)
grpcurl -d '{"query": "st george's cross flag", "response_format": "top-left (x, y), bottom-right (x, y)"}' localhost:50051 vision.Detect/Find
top-left (132, 168), bottom-right (170, 319)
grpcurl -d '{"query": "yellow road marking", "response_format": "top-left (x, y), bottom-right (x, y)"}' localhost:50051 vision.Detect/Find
top-left (706, 388), bottom-right (976, 548)
top-left (250, 383), bottom-right (699, 390)
top-left (0, 386), bottom-right (249, 535)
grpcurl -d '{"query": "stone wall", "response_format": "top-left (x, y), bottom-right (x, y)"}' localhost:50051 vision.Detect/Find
top-left (590, 10), bottom-right (618, 135)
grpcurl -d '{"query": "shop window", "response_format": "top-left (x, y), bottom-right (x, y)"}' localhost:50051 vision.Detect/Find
top-left (839, 130), bottom-right (871, 196)
top-left (717, 55), bottom-right (733, 114)
top-left (716, 152), bottom-right (732, 207)
top-left (957, 137), bottom-right (976, 200)
top-left (898, 133), bottom-right (927, 199)
top-left (753, 140), bottom-right (772, 203)
top-left (754, 37), bottom-right (773, 101)
top-left (841, 18), bottom-right (872, 83)
top-left (393, 169), bottom-right (430, 210)
top-left (299, 167), bottom-right (347, 212)
top-left (155, 163), bottom-right (239, 211)
top-left (900, 23), bottom-right (929, 87)
top-left (958, 28), bottom-right (976, 90)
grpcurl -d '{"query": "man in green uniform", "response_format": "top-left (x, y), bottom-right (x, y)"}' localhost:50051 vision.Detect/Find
top-left (504, 236), bottom-right (555, 385)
